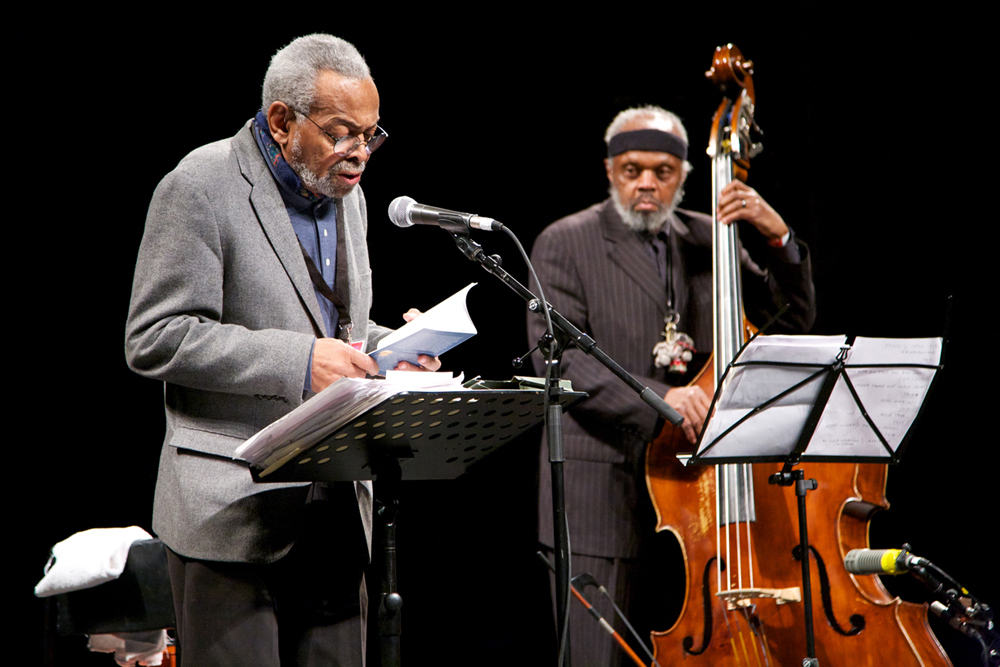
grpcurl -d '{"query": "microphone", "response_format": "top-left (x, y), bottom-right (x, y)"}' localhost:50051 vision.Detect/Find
top-left (844, 548), bottom-right (929, 576)
top-left (388, 196), bottom-right (504, 232)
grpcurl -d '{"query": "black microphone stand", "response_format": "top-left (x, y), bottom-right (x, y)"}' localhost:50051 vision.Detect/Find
top-left (445, 228), bottom-right (683, 666)
top-left (900, 547), bottom-right (999, 667)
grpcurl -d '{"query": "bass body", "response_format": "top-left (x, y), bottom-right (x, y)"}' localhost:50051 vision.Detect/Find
top-left (644, 44), bottom-right (952, 667)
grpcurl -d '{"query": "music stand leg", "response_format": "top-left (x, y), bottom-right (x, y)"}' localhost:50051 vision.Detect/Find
top-left (795, 470), bottom-right (820, 665)
top-left (770, 466), bottom-right (820, 665)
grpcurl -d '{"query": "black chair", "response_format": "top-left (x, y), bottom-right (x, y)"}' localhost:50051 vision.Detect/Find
top-left (42, 538), bottom-right (175, 666)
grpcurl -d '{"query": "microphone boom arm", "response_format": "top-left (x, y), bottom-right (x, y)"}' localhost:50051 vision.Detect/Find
top-left (448, 231), bottom-right (683, 427)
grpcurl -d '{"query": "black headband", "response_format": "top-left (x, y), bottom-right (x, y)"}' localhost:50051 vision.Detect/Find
top-left (607, 129), bottom-right (688, 161)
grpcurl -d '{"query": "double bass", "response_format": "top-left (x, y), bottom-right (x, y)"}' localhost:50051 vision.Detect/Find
top-left (644, 44), bottom-right (953, 666)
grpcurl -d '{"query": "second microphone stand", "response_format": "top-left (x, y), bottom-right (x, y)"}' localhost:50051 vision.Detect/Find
top-left (446, 228), bottom-right (684, 666)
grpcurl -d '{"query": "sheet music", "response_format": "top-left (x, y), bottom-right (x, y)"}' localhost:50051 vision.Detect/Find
top-left (808, 337), bottom-right (941, 456)
top-left (696, 335), bottom-right (942, 461)
top-left (722, 335), bottom-right (847, 409)
top-left (847, 336), bottom-right (942, 366)
top-left (698, 336), bottom-right (845, 457)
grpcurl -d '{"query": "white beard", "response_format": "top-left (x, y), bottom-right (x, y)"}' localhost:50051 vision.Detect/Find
top-left (609, 184), bottom-right (684, 234)
top-left (289, 134), bottom-right (365, 198)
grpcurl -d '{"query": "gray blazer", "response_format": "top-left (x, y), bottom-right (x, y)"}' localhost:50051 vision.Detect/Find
top-left (125, 122), bottom-right (390, 563)
top-left (529, 199), bottom-right (815, 558)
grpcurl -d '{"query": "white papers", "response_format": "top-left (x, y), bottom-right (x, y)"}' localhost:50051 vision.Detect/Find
top-left (383, 369), bottom-right (466, 388)
top-left (235, 372), bottom-right (466, 475)
top-left (698, 335), bottom-right (846, 459)
top-left (808, 337), bottom-right (941, 457)
top-left (696, 335), bottom-right (942, 461)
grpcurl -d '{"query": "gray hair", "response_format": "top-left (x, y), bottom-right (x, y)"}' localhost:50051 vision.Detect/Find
top-left (261, 34), bottom-right (371, 113)
top-left (604, 105), bottom-right (692, 177)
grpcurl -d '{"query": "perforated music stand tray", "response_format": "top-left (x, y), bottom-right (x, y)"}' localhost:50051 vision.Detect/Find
top-left (243, 384), bottom-right (585, 667)
top-left (688, 335), bottom-right (945, 467)
top-left (247, 387), bottom-right (586, 483)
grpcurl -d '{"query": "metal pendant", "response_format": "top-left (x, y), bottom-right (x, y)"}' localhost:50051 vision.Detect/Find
top-left (653, 312), bottom-right (696, 373)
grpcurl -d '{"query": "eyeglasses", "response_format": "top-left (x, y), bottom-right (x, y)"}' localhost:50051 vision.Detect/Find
top-left (289, 105), bottom-right (387, 157)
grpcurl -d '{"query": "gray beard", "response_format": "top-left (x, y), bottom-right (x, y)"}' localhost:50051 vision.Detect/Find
top-left (609, 184), bottom-right (684, 234)
top-left (289, 134), bottom-right (365, 198)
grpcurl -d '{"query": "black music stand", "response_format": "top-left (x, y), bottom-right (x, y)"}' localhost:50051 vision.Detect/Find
top-left (688, 334), bottom-right (946, 666)
top-left (248, 386), bottom-right (585, 667)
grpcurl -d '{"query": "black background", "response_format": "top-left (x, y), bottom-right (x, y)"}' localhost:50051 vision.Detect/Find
top-left (15, 15), bottom-right (993, 667)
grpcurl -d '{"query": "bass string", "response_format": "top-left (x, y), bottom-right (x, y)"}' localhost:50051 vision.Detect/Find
top-left (717, 463), bottom-right (757, 595)
top-left (711, 121), bottom-right (757, 608)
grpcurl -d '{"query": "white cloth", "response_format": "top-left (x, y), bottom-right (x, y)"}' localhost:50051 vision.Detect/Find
top-left (34, 526), bottom-right (153, 597)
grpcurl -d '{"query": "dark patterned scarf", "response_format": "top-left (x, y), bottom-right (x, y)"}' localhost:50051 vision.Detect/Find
top-left (253, 110), bottom-right (325, 203)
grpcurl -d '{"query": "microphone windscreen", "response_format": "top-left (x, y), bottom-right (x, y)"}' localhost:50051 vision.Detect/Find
top-left (388, 196), bottom-right (416, 227)
top-left (844, 548), bottom-right (904, 575)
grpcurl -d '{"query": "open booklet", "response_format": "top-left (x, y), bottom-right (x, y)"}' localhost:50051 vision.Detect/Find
top-left (234, 371), bottom-right (467, 476)
top-left (369, 283), bottom-right (478, 374)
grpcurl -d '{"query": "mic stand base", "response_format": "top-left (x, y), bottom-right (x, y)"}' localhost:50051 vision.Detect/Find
top-left (375, 458), bottom-right (403, 667)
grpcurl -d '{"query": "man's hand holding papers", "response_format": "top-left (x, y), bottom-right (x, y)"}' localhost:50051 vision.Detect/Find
top-left (370, 284), bottom-right (477, 375)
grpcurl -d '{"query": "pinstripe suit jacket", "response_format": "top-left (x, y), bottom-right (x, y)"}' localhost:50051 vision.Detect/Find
top-left (529, 199), bottom-right (815, 558)
top-left (125, 122), bottom-right (391, 563)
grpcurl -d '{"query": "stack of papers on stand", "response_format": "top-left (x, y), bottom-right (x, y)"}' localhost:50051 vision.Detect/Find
top-left (235, 372), bottom-right (465, 476)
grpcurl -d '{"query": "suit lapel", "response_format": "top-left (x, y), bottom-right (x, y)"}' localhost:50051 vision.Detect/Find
top-left (233, 124), bottom-right (328, 337)
top-left (599, 201), bottom-right (669, 317)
